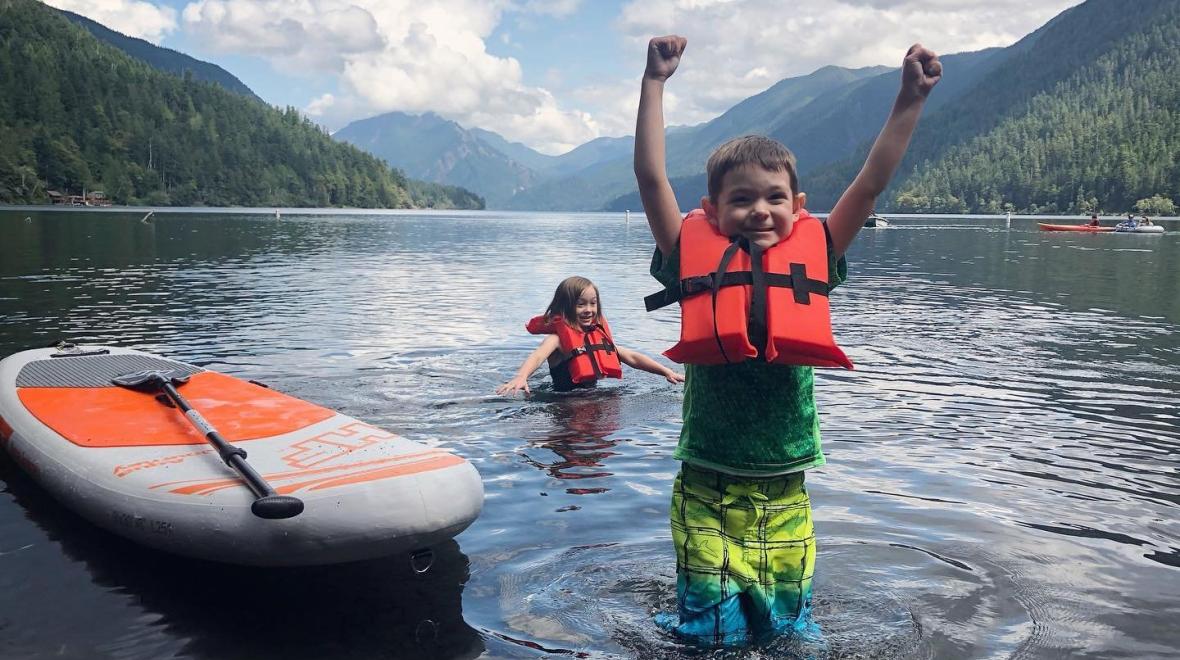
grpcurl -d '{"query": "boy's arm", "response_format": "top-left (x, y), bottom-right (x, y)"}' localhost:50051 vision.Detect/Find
top-left (827, 44), bottom-right (941, 257)
top-left (635, 35), bottom-right (687, 256)
top-left (617, 346), bottom-right (685, 384)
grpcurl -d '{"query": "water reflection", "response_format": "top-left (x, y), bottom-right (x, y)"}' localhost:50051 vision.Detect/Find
top-left (522, 390), bottom-right (623, 497)
top-left (0, 452), bottom-right (484, 660)
top-left (2, 210), bottom-right (1179, 659)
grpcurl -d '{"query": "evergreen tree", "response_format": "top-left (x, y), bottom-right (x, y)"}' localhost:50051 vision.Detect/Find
top-left (0, 0), bottom-right (482, 209)
top-left (806, 0), bottom-right (1180, 214)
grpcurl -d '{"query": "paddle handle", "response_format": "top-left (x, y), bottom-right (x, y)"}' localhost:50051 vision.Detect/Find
top-left (159, 381), bottom-right (304, 519)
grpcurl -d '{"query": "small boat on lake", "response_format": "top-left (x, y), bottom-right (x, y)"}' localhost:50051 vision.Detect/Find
top-left (1114, 221), bottom-right (1164, 234)
top-left (1038, 223), bottom-right (1115, 233)
top-left (865, 214), bottom-right (890, 228)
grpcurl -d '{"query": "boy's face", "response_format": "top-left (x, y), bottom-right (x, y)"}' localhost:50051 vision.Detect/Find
top-left (702, 165), bottom-right (805, 249)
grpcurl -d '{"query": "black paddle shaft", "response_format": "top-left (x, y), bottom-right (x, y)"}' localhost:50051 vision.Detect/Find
top-left (113, 370), bottom-right (304, 520)
top-left (155, 380), bottom-right (304, 520)
top-left (157, 382), bottom-right (257, 480)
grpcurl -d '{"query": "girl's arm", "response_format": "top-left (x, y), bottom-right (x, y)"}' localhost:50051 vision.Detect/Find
top-left (496, 334), bottom-right (561, 395)
top-left (617, 346), bottom-right (685, 384)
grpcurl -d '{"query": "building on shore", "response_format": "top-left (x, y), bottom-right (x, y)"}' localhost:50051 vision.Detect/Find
top-left (47, 189), bottom-right (111, 206)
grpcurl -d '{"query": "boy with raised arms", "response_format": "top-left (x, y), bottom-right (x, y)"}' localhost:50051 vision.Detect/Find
top-left (635, 35), bottom-right (941, 645)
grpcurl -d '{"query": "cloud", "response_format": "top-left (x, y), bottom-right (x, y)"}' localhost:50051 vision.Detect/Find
top-left (612, 0), bottom-right (1084, 126)
top-left (518, 0), bottom-right (582, 18)
top-left (44, 0), bottom-right (178, 43)
top-left (304, 93), bottom-right (336, 117)
top-left (175, 0), bottom-right (1084, 153)
top-left (182, 1), bottom-right (384, 73)
top-left (180, 0), bottom-right (595, 153)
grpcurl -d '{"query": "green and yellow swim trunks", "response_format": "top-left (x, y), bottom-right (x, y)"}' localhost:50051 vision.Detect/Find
top-left (661, 463), bottom-right (817, 646)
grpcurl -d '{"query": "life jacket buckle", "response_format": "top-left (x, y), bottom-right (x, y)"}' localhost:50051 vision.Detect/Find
top-left (680, 275), bottom-right (716, 297)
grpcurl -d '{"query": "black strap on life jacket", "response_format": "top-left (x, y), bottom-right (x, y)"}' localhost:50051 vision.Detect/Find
top-left (748, 240), bottom-right (768, 356)
top-left (555, 324), bottom-right (616, 379)
top-left (643, 255), bottom-right (831, 311)
top-left (710, 238), bottom-right (746, 363)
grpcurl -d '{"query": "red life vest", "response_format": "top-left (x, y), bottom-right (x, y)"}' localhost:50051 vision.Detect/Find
top-left (526, 315), bottom-right (623, 383)
top-left (644, 209), bottom-right (852, 369)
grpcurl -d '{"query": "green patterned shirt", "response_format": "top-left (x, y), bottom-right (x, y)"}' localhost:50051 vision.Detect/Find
top-left (650, 236), bottom-right (847, 476)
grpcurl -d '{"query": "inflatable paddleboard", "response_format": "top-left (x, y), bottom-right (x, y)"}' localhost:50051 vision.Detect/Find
top-left (0, 344), bottom-right (483, 566)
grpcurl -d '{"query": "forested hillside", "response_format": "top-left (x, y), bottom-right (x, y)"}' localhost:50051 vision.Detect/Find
top-left (0, 0), bottom-right (483, 209)
top-left (335, 111), bottom-right (536, 207)
top-left (604, 49), bottom-right (1003, 212)
top-left (58, 8), bottom-right (260, 101)
top-left (806, 0), bottom-right (1180, 213)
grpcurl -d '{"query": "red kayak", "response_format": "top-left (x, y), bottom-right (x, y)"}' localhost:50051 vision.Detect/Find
top-left (1038, 223), bottom-right (1115, 232)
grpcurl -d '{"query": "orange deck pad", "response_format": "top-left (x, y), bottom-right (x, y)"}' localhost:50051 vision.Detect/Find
top-left (17, 372), bottom-right (336, 447)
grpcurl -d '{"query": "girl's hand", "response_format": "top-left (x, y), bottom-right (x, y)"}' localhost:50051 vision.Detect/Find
top-left (645, 35), bottom-right (687, 81)
top-left (900, 43), bottom-right (941, 102)
top-left (665, 371), bottom-right (685, 384)
top-left (496, 376), bottom-right (531, 396)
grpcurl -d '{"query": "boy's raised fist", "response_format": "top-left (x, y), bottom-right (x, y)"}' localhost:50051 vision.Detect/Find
top-left (646, 35), bottom-right (687, 81)
top-left (902, 43), bottom-right (942, 99)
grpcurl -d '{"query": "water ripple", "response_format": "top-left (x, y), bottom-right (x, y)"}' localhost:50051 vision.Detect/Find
top-left (1, 211), bottom-right (1177, 658)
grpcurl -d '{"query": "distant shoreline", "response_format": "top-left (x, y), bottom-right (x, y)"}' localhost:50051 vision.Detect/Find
top-left (3, 205), bottom-right (1177, 223)
top-left (0, 205), bottom-right (488, 216)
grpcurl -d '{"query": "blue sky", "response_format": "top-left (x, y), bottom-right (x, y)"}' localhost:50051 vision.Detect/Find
top-left (46, 0), bottom-right (1083, 154)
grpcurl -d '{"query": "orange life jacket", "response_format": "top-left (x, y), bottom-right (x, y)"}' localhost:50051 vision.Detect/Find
top-left (645, 209), bottom-right (853, 369)
top-left (526, 315), bottom-right (623, 383)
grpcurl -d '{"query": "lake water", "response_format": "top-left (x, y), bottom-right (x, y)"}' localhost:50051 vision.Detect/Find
top-left (0, 208), bottom-right (1177, 659)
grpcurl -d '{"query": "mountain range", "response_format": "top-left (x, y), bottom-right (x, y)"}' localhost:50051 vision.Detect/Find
top-left (334, 113), bottom-right (633, 207)
top-left (332, 64), bottom-right (892, 211)
top-left (5, 0), bottom-right (1176, 214)
top-left (335, 0), bottom-right (1180, 214)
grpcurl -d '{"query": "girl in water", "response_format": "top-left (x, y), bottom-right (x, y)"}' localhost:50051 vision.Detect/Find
top-left (497, 276), bottom-right (683, 394)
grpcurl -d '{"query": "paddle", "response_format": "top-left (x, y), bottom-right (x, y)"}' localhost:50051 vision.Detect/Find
top-left (112, 369), bottom-right (304, 519)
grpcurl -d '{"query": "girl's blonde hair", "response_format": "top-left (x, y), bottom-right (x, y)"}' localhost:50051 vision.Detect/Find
top-left (545, 276), bottom-right (600, 327)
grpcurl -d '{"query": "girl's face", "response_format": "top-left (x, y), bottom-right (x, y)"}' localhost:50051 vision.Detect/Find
top-left (574, 286), bottom-right (599, 328)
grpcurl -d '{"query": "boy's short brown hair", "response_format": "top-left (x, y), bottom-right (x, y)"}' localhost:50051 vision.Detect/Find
top-left (706, 135), bottom-right (799, 202)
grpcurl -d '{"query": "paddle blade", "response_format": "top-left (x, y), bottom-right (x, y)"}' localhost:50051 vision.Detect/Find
top-left (251, 495), bottom-right (304, 519)
top-left (112, 369), bottom-right (191, 388)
